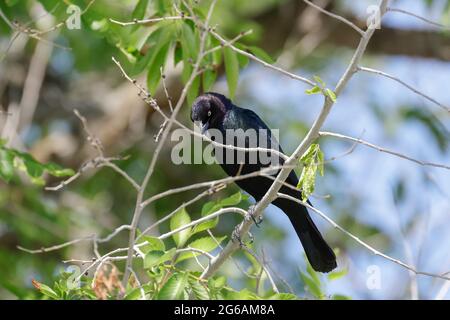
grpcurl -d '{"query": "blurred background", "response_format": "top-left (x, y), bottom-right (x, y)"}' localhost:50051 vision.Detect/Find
top-left (0, 0), bottom-right (449, 299)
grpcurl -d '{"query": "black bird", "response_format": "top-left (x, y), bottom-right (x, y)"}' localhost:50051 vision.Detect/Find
top-left (191, 92), bottom-right (337, 273)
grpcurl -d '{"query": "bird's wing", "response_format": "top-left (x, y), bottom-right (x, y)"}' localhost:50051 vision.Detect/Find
top-left (242, 108), bottom-right (300, 186)
top-left (239, 108), bottom-right (271, 130)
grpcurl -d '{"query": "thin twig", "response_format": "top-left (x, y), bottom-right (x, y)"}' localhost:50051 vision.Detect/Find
top-left (303, 0), bottom-right (365, 36)
top-left (387, 7), bottom-right (450, 30)
top-left (319, 131), bottom-right (450, 170)
top-left (358, 66), bottom-right (450, 113)
top-left (241, 246), bottom-right (280, 294)
top-left (209, 29), bottom-right (316, 87)
top-left (17, 224), bottom-right (131, 254)
top-left (278, 192), bottom-right (450, 282)
top-left (109, 15), bottom-right (191, 26)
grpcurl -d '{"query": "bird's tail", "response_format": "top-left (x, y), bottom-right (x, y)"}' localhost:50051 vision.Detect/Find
top-left (274, 195), bottom-right (337, 273)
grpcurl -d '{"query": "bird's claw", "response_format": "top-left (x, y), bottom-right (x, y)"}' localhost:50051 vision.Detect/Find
top-left (232, 225), bottom-right (254, 247)
top-left (245, 204), bottom-right (263, 228)
top-left (231, 225), bottom-right (245, 247)
top-left (248, 231), bottom-right (254, 244)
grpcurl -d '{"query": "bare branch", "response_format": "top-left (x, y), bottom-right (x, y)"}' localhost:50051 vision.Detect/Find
top-left (45, 109), bottom-right (139, 191)
top-left (17, 236), bottom-right (93, 254)
top-left (109, 15), bottom-right (191, 26)
top-left (158, 207), bottom-right (247, 241)
top-left (358, 66), bottom-right (450, 113)
top-left (17, 224), bottom-right (131, 254)
top-left (303, 0), bottom-right (365, 36)
top-left (278, 192), bottom-right (450, 282)
top-left (177, 247), bottom-right (215, 260)
top-left (387, 7), bottom-right (450, 30)
top-left (319, 131), bottom-right (450, 170)
top-left (209, 29), bottom-right (316, 87)
top-left (241, 246), bottom-right (280, 294)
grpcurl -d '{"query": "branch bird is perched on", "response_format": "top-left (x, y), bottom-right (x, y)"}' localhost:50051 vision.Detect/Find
top-left (191, 92), bottom-right (337, 273)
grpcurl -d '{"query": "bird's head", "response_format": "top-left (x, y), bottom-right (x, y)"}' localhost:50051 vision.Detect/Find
top-left (191, 92), bottom-right (231, 134)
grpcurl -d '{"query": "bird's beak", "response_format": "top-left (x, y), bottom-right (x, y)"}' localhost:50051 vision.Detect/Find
top-left (194, 121), bottom-right (209, 135)
top-left (201, 121), bottom-right (209, 134)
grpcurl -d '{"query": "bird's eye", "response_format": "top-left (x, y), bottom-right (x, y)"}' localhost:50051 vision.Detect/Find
top-left (207, 110), bottom-right (212, 117)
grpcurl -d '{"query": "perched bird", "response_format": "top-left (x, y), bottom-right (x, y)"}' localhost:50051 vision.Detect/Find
top-left (191, 92), bottom-right (337, 273)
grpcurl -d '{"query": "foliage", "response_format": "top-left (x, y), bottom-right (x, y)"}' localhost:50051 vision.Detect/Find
top-left (0, 140), bottom-right (74, 185)
top-left (305, 75), bottom-right (337, 103)
top-left (297, 143), bottom-right (325, 201)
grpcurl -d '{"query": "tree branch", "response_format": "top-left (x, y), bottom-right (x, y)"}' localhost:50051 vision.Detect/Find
top-left (319, 131), bottom-right (450, 170)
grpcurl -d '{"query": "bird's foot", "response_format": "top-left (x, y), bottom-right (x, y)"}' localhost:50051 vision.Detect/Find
top-left (247, 231), bottom-right (254, 244)
top-left (232, 225), bottom-right (254, 247)
top-left (245, 204), bottom-right (263, 228)
top-left (231, 225), bottom-right (245, 247)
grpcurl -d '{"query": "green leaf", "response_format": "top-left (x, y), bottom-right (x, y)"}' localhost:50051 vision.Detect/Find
top-left (211, 37), bottom-right (222, 66)
top-left (192, 193), bottom-right (246, 234)
top-left (332, 294), bottom-right (351, 300)
top-left (305, 86), bottom-right (321, 95)
top-left (176, 236), bottom-right (226, 263)
top-left (248, 46), bottom-right (274, 64)
top-left (0, 149), bottom-right (14, 182)
top-left (298, 165), bottom-right (317, 201)
top-left (153, 0), bottom-right (170, 15)
top-left (299, 271), bottom-right (323, 299)
top-left (44, 162), bottom-right (75, 177)
top-left (124, 288), bottom-right (141, 300)
top-left (147, 41), bottom-right (171, 94)
top-left (211, 275), bottom-right (226, 289)
top-left (201, 201), bottom-right (221, 216)
top-left (327, 268), bottom-right (348, 281)
top-left (223, 47), bottom-right (239, 98)
top-left (187, 74), bottom-right (200, 107)
top-left (313, 75), bottom-right (325, 87)
top-left (33, 281), bottom-right (60, 300)
top-left (306, 262), bottom-right (321, 288)
top-left (236, 52), bottom-right (249, 68)
top-left (297, 144), bottom-right (324, 201)
top-left (4, 148), bottom-right (74, 184)
top-left (188, 278), bottom-right (209, 300)
top-left (218, 191), bottom-right (242, 206)
top-left (181, 22), bottom-right (197, 59)
top-left (157, 273), bottom-right (188, 300)
top-left (20, 153), bottom-right (44, 178)
top-left (132, 0), bottom-right (148, 20)
top-left (317, 150), bottom-right (325, 176)
top-left (139, 236), bottom-right (165, 254)
top-left (191, 216), bottom-right (219, 234)
top-left (226, 288), bottom-right (260, 300)
top-left (325, 88), bottom-right (337, 102)
top-left (5, 0), bottom-right (20, 6)
top-left (267, 293), bottom-right (298, 300)
top-left (131, 28), bottom-right (163, 76)
top-left (144, 248), bottom-right (176, 269)
top-left (174, 42), bottom-right (183, 66)
top-left (191, 202), bottom-right (221, 234)
top-left (202, 69), bottom-right (217, 92)
top-left (170, 208), bottom-right (192, 247)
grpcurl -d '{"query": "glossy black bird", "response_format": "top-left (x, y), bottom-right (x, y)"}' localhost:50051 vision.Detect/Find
top-left (191, 92), bottom-right (337, 273)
